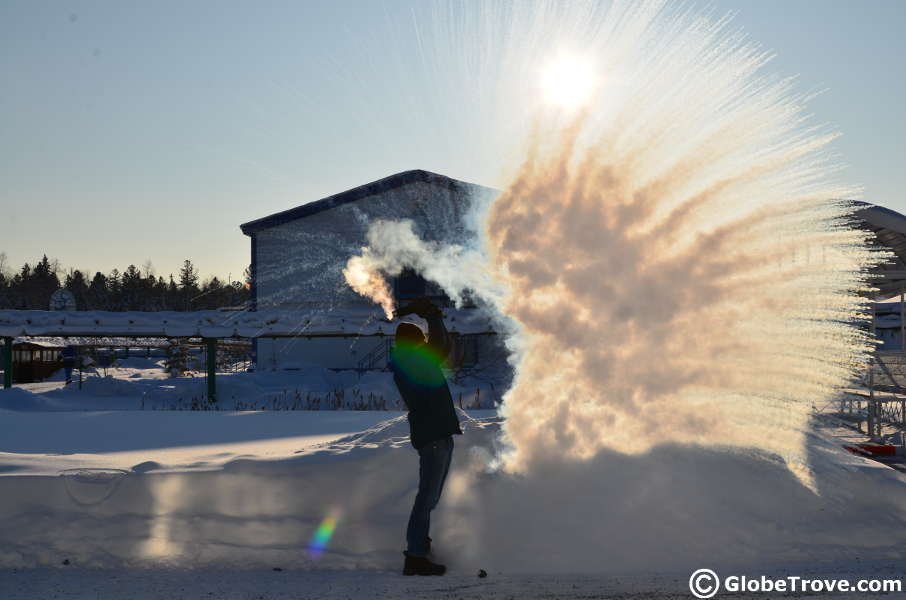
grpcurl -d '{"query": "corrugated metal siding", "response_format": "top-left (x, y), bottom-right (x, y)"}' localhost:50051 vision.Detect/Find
top-left (254, 179), bottom-right (480, 310)
top-left (250, 179), bottom-right (488, 369)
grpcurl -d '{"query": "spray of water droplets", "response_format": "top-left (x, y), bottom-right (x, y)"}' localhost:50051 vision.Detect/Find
top-left (343, 0), bottom-right (883, 482)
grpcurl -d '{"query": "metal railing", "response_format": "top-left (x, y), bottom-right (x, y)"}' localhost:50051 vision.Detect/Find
top-left (357, 337), bottom-right (392, 370)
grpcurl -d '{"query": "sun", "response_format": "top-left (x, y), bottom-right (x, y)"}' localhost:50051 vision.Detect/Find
top-left (539, 54), bottom-right (597, 110)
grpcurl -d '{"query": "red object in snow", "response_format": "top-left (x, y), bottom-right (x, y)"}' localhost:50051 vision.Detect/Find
top-left (843, 444), bottom-right (898, 457)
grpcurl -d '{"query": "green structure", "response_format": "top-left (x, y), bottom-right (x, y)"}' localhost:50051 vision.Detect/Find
top-left (3, 337), bottom-right (11, 389)
top-left (205, 338), bottom-right (217, 403)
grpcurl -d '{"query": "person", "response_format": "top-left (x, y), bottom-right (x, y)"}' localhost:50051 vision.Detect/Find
top-left (61, 345), bottom-right (76, 385)
top-left (389, 296), bottom-right (462, 576)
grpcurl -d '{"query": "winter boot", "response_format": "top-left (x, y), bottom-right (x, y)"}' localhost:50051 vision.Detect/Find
top-left (403, 552), bottom-right (446, 576)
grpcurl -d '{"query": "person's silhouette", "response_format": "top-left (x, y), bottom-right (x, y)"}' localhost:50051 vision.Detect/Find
top-left (389, 296), bottom-right (462, 576)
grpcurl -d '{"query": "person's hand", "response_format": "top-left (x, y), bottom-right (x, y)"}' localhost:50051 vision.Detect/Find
top-left (421, 300), bottom-right (442, 318)
top-left (403, 296), bottom-right (441, 318)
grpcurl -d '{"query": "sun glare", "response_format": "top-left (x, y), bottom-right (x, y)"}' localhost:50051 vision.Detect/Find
top-left (540, 54), bottom-right (597, 110)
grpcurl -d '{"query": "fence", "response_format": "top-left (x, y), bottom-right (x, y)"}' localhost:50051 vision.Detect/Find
top-left (844, 351), bottom-right (906, 440)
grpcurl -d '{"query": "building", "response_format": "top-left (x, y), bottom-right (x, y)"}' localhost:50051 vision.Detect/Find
top-left (10, 339), bottom-right (64, 383)
top-left (854, 202), bottom-right (906, 301)
top-left (240, 169), bottom-right (506, 374)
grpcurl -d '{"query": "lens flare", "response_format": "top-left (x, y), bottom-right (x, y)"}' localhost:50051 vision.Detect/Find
top-left (390, 341), bottom-right (449, 387)
top-left (307, 516), bottom-right (338, 558)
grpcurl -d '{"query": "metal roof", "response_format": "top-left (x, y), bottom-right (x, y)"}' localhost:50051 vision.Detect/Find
top-left (0, 308), bottom-right (498, 338)
top-left (853, 202), bottom-right (906, 300)
top-left (239, 169), bottom-right (494, 236)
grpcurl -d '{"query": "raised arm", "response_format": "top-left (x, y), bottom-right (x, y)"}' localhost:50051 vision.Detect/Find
top-left (397, 296), bottom-right (451, 360)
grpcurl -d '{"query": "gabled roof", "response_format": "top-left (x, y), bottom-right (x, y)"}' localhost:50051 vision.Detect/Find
top-left (853, 201), bottom-right (906, 300)
top-left (240, 169), bottom-right (493, 236)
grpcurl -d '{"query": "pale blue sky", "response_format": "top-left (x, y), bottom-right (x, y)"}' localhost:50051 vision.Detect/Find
top-left (1, 0), bottom-right (904, 281)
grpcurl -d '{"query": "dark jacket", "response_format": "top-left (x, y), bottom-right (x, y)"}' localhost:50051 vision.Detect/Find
top-left (389, 314), bottom-right (463, 450)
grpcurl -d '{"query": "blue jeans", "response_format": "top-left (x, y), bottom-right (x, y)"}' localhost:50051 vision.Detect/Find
top-left (406, 436), bottom-right (454, 557)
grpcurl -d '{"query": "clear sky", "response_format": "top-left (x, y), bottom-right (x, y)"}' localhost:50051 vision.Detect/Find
top-left (1, 0), bottom-right (904, 281)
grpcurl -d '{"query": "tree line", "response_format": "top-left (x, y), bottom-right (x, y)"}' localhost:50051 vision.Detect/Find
top-left (0, 253), bottom-right (251, 312)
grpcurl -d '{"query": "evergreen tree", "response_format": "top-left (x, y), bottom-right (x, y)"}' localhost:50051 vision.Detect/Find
top-left (87, 272), bottom-right (109, 310)
top-left (10, 265), bottom-right (29, 309)
top-left (107, 269), bottom-right (123, 310)
top-left (27, 255), bottom-right (61, 308)
top-left (167, 275), bottom-right (179, 310)
top-left (199, 276), bottom-right (223, 309)
top-left (178, 260), bottom-right (200, 310)
top-left (165, 339), bottom-right (190, 377)
top-left (179, 260), bottom-right (199, 289)
top-left (64, 270), bottom-right (90, 310)
top-left (121, 265), bottom-right (142, 310)
top-left (0, 271), bottom-right (8, 309)
top-left (1, 256), bottom-right (249, 312)
top-left (153, 276), bottom-right (169, 311)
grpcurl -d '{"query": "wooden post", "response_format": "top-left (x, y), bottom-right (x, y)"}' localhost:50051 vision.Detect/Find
top-left (205, 338), bottom-right (217, 404)
top-left (2, 337), bottom-right (12, 389)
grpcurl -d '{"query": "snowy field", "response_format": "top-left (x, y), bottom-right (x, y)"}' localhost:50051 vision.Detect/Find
top-left (0, 357), bottom-right (499, 412)
top-left (3, 565), bottom-right (905, 600)
top-left (0, 409), bottom-right (402, 476)
top-left (1, 361), bottom-right (906, 598)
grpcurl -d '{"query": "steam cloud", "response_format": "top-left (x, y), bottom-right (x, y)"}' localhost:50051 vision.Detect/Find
top-left (342, 254), bottom-right (396, 320)
top-left (343, 219), bottom-right (502, 317)
top-left (344, 2), bottom-right (881, 482)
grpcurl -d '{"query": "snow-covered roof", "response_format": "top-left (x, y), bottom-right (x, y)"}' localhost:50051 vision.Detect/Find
top-left (13, 338), bottom-right (65, 349)
top-left (0, 309), bottom-right (498, 338)
top-left (239, 170), bottom-right (493, 236)
top-left (13, 336), bottom-right (172, 348)
top-left (854, 202), bottom-right (906, 300)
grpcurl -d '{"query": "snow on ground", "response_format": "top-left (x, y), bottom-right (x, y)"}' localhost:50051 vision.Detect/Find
top-left (3, 358), bottom-right (498, 411)
top-left (1, 405), bottom-right (906, 576)
top-left (2, 364), bottom-right (906, 598)
top-left (0, 409), bottom-right (405, 476)
top-left (2, 564), bottom-right (904, 600)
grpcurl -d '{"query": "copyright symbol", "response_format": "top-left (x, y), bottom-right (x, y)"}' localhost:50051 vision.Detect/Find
top-left (689, 568), bottom-right (719, 599)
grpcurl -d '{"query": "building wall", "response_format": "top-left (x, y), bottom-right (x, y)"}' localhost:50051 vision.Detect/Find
top-left (255, 179), bottom-right (485, 311)
top-left (255, 336), bottom-right (389, 371)
top-left (251, 179), bottom-right (492, 370)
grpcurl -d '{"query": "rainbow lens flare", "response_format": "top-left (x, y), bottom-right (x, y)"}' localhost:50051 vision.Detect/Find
top-left (307, 516), bottom-right (338, 558)
top-left (391, 342), bottom-right (447, 387)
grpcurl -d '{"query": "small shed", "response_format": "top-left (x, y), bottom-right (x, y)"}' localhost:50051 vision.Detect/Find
top-left (12, 339), bottom-right (64, 383)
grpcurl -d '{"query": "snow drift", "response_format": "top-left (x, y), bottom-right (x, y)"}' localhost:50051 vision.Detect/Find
top-left (2, 413), bottom-right (906, 573)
